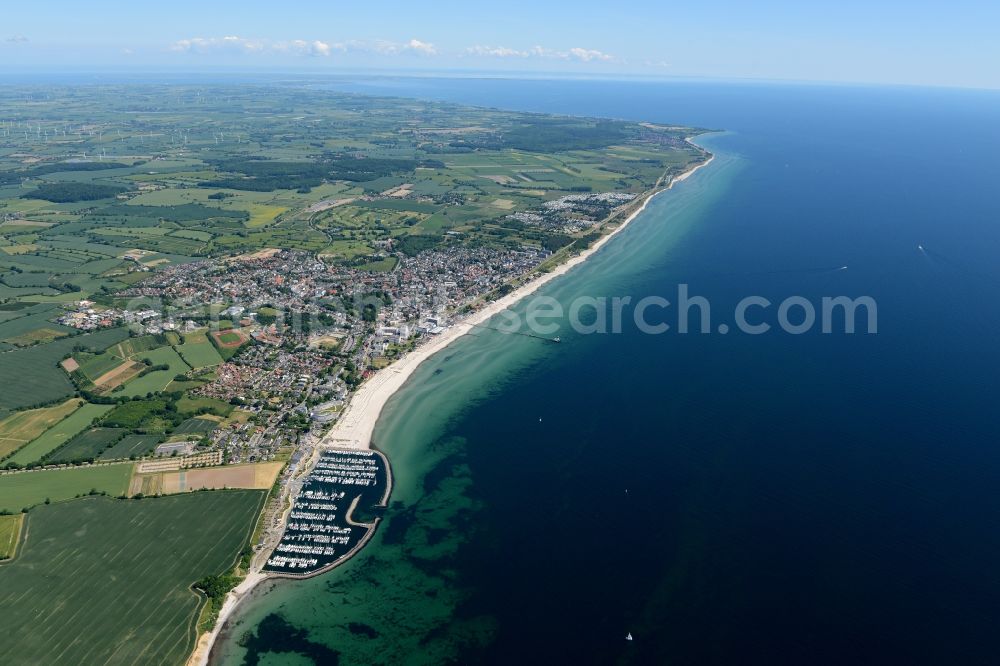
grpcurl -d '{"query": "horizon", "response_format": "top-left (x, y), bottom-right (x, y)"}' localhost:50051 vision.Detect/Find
top-left (1, 67), bottom-right (999, 96)
top-left (3, 0), bottom-right (1000, 91)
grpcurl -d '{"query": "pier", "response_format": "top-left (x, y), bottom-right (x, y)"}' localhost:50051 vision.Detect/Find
top-left (469, 321), bottom-right (561, 343)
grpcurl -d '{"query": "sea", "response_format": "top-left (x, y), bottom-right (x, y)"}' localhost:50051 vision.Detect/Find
top-left (213, 78), bottom-right (1000, 665)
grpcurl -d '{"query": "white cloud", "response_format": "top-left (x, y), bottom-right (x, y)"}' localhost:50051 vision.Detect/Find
top-left (169, 36), bottom-right (335, 56)
top-left (6, 35), bottom-right (29, 43)
top-left (369, 39), bottom-right (401, 55)
top-left (567, 47), bottom-right (613, 62)
top-left (166, 36), bottom-right (619, 63)
top-left (170, 36), bottom-right (267, 54)
top-left (405, 39), bottom-right (436, 55)
top-left (529, 45), bottom-right (559, 58)
top-left (368, 39), bottom-right (436, 55)
top-left (466, 45), bottom-right (530, 58)
top-left (169, 36), bottom-right (435, 58)
top-left (466, 44), bottom-right (617, 63)
top-left (278, 39), bottom-right (341, 57)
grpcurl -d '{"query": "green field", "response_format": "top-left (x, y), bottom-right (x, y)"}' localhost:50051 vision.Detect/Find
top-left (112, 334), bottom-right (167, 360)
top-left (217, 330), bottom-right (241, 344)
top-left (0, 329), bottom-right (131, 412)
top-left (176, 395), bottom-right (233, 418)
top-left (0, 464), bottom-right (133, 512)
top-left (76, 351), bottom-right (128, 382)
top-left (0, 328), bottom-right (130, 410)
top-left (0, 85), bottom-right (696, 275)
top-left (47, 427), bottom-right (125, 464)
top-left (0, 311), bottom-right (73, 345)
top-left (0, 491), bottom-right (266, 665)
top-left (97, 434), bottom-right (162, 461)
top-left (116, 346), bottom-right (191, 398)
top-left (172, 417), bottom-right (219, 436)
top-left (176, 339), bottom-right (224, 369)
top-left (0, 399), bottom-right (82, 459)
top-left (6, 403), bottom-right (115, 466)
top-left (0, 514), bottom-right (21, 559)
top-left (101, 398), bottom-right (169, 429)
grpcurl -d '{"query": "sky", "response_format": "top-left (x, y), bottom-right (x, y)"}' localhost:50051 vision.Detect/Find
top-left (2, 0), bottom-right (999, 89)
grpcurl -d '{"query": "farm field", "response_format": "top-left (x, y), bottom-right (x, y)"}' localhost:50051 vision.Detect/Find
top-left (0, 491), bottom-right (266, 665)
top-left (176, 334), bottom-right (224, 369)
top-left (0, 328), bottom-right (130, 412)
top-left (101, 398), bottom-right (170, 429)
top-left (92, 361), bottom-right (142, 391)
top-left (0, 514), bottom-right (21, 560)
top-left (46, 427), bottom-right (125, 464)
top-left (97, 434), bottom-right (162, 461)
top-left (0, 463), bottom-right (133, 512)
top-left (0, 398), bottom-right (81, 459)
top-left (68, 335), bottom-right (174, 395)
top-left (172, 416), bottom-right (220, 436)
top-left (128, 462), bottom-right (282, 496)
top-left (176, 396), bottom-right (233, 418)
top-left (115, 346), bottom-right (191, 398)
top-left (111, 334), bottom-right (166, 360)
top-left (0, 310), bottom-right (72, 346)
top-left (76, 350), bottom-right (127, 383)
top-left (6, 403), bottom-right (114, 466)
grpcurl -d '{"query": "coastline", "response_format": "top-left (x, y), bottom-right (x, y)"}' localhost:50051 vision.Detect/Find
top-left (321, 150), bottom-right (715, 455)
top-left (192, 141), bottom-right (714, 666)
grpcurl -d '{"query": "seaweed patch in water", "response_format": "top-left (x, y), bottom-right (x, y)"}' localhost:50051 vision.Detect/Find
top-left (347, 622), bottom-right (380, 638)
top-left (239, 613), bottom-right (340, 666)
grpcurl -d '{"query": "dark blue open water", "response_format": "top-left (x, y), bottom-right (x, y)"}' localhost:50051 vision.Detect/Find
top-left (217, 79), bottom-right (1000, 665)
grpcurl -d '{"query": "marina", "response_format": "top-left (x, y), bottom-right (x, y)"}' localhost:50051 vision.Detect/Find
top-left (264, 449), bottom-right (390, 577)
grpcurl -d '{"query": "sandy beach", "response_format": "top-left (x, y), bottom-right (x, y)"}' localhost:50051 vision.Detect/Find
top-left (191, 146), bottom-right (713, 666)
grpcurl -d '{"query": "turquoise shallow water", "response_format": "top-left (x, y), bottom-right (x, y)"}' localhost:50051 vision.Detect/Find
top-left (216, 80), bottom-right (1000, 665)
